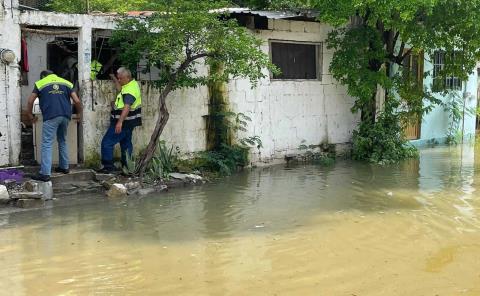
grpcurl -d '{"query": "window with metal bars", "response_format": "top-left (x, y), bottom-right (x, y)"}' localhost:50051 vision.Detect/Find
top-left (432, 51), bottom-right (462, 92)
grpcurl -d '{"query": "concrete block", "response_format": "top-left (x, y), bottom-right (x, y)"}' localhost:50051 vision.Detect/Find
top-left (11, 191), bottom-right (43, 200)
top-left (24, 181), bottom-right (53, 200)
top-left (290, 21), bottom-right (305, 33)
top-left (0, 185), bottom-right (10, 204)
top-left (304, 22), bottom-right (320, 33)
top-left (273, 20), bottom-right (291, 31)
top-left (38, 181), bottom-right (53, 200)
top-left (51, 170), bottom-right (95, 185)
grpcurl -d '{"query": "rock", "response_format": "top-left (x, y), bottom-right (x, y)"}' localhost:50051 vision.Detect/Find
top-left (138, 188), bottom-right (155, 196)
top-left (101, 180), bottom-right (113, 190)
top-left (24, 180), bottom-right (39, 192)
top-left (106, 183), bottom-right (127, 198)
top-left (155, 184), bottom-right (168, 192)
top-left (15, 198), bottom-right (45, 208)
top-left (0, 185), bottom-right (10, 205)
top-left (169, 173), bottom-right (188, 181)
top-left (125, 181), bottom-right (140, 191)
top-left (3, 179), bottom-right (17, 190)
top-left (95, 173), bottom-right (115, 182)
top-left (11, 191), bottom-right (44, 200)
top-left (169, 173), bottom-right (203, 184)
top-left (23, 181), bottom-right (53, 200)
top-left (185, 174), bottom-right (203, 183)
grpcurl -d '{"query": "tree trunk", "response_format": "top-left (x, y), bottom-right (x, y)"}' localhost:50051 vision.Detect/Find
top-left (136, 84), bottom-right (173, 177)
top-left (361, 92), bottom-right (377, 124)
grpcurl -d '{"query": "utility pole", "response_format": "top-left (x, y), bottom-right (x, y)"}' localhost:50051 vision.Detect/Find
top-left (86, 0), bottom-right (90, 14)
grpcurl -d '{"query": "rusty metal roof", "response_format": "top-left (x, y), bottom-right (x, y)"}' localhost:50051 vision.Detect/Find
top-left (220, 8), bottom-right (318, 21)
top-left (91, 8), bottom-right (318, 21)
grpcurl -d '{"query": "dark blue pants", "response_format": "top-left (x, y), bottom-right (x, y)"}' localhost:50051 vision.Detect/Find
top-left (101, 125), bottom-right (134, 170)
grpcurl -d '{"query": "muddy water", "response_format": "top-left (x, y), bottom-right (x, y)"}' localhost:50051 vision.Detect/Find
top-left (1, 145), bottom-right (480, 295)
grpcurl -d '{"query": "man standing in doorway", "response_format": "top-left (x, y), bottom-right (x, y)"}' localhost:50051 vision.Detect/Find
top-left (26, 70), bottom-right (83, 182)
top-left (98, 67), bottom-right (142, 173)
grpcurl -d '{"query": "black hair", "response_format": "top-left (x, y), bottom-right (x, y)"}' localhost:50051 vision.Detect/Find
top-left (40, 70), bottom-right (54, 79)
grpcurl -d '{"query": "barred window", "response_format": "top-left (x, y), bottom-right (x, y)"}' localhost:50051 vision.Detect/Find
top-left (432, 51), bottom-right (462, 92)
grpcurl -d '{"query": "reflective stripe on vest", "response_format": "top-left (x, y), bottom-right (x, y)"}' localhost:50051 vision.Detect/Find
top-left (111, 79), bottom-right (142, 127)
top-left (35, 74), bottom-right (73, 91)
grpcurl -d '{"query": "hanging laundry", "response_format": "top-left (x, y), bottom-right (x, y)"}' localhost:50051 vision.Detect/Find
top-left (21, 37), bottom-right (29, 72)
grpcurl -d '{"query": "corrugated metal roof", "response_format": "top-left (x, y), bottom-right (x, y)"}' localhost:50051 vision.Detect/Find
top-left (220, 8), bottom-right (318, 20)
top-left (91, 8), bottom-right (318, 21)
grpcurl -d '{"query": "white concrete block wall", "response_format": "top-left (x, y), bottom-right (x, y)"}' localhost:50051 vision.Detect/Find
top-left (0, 0), bottom-right (21, 165)
top-left (86, 81), bottom-right (208, 162)
top-left (1, 9), bottom-right (360, 166)
top-left (229, 20), bottom-right (359, 163)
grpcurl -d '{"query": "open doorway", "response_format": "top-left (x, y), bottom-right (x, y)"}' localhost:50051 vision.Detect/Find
top-left (19, 27), bottom-right (80, 167)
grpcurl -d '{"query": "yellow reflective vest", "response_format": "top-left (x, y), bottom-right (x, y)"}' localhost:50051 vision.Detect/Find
top-left (90, 60), bottom-right (102, 80)
top-left (111, 79), bottom-right (142, 128)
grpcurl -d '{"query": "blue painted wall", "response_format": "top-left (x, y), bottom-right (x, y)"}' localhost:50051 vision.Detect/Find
top-left (410, 55), bottom-right (478, 147)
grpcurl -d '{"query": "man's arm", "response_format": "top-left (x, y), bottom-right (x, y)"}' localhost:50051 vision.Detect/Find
top-left (110, 74), bottom-right (121, 92)
top-left (115, 104), bottom-right (130, 134)
top-left (71, 92), bottom-right (83, 121)
top-left (25, 93), bottom-right (38, 123)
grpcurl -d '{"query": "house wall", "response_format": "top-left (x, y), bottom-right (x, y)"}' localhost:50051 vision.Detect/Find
top-left (87, 19), bottom-right (359, 164)
top-left (1, 4), bottom-right (360, 166)
top-left (0, 0), bottom-right (22, 165)
top-left (228, 19), bottom-right (358, 163)
top-left (86, 81), bottom-right (209, 163)
top-left (414, 56), bottom-right (478, 146)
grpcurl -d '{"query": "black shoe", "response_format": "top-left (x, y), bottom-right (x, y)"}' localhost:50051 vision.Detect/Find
top-left (31, 174), bottom-right (51, 182)
top-left (54, 167), bottom-right (70, 174)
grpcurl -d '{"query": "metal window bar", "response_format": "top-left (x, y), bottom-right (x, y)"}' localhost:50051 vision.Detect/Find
top-left (432, 50), bottom-right (462, 91)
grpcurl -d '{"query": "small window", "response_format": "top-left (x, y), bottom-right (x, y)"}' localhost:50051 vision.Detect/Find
top-left (270, 41), bottom-right (322, 80)
top-left (432, 51), bottom-right (462, 92)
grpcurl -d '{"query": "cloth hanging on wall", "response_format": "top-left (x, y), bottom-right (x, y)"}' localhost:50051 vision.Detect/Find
top-left (21, 37), bottom-right (29, 72)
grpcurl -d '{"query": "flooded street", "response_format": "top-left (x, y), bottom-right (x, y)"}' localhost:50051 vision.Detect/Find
top-left (1, 145), bottom-right (480, 295)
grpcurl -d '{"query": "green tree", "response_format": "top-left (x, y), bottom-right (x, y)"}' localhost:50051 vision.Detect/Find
top-left (262, 0), bottom-right (480, 163)
top-left (46, 0), bottom-right (154, 13)
top-left (111, 0), bottom-right (276, 176)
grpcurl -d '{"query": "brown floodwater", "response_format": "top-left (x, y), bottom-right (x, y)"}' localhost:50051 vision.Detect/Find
top-left (1, 145), bottom-right (480, 295)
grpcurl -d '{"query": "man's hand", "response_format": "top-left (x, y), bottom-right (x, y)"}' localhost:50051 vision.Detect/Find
top-left (26, 93), bottom-right (38, 125)
top-left (75, 112), bottom-right (83, 122)
top-left (27, 113), bottom-right (38, 124)
top-left (115, 121), bottom-right (123, 134)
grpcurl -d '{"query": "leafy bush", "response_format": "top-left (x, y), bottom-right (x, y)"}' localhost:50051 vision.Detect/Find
top-left (147, 140), bottom-right (179, 180)
top-left (122, 153), bottom-right (137, 176)
top-left (443, 92), bottom-right (475, 145)
top-left (352, 111), bottom-right (418, 164)
top-left (298, 140), bottom-right (335, 165)
top-left (176, 144), bottom-right (249, 177)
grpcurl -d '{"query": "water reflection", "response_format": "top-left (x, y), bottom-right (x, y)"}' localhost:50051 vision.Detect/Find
top-left (1, 145), bottom-right (480, 295)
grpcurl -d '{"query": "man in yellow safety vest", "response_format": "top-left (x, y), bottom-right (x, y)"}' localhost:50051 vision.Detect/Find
top-left (98, 67), bottom-right (142, 173)
top-left (25, 70), bottom-right (83, 181)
